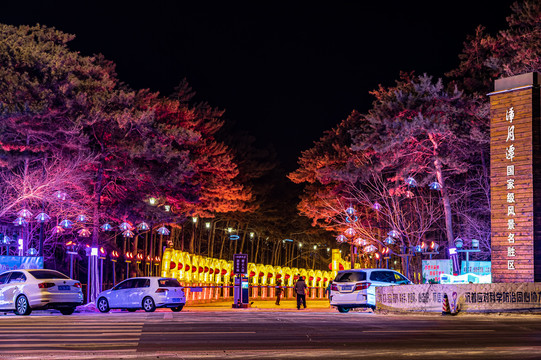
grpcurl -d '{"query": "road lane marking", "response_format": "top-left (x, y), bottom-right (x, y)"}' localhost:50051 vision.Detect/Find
top-left (142, 331), bottom-right (257, 335)
top-left (363, 330), bottom-right (496, 333)
top-left (0, 342), bottom-right (139, 348)
top-left (0, 329), bottom-right (142, 333)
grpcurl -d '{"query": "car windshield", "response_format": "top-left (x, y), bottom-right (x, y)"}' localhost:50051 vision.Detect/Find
top-left (334, 271), bottom-right (366, 283)
top-left (29, 270), bottom-right (70, 280)
top-left (158, 278), bottom-right (181, 287)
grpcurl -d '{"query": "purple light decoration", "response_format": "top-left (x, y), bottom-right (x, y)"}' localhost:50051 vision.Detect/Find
top-left (18, 209), bottom-right (33, 218)
top-left (52, 225), bottom-right (65, 234)
top-left (100, 223), bottom-right (113, 231)
top-left (336, 234), bottom-right (347, 243)
top-left (345, 206), bottom-right (356, 216)
top-left (372, 202), bottom-right (382, 211)
top-left (384, 236), bottom-right (396, 245)
top-left (364, 245), bottom-right (378, 253)
top-left (76, 214), bottom-right (87, 222)
top-left (78, 228), bottom-right (91, 237)
top-left (344, 227), bottom-right (356, 237)
top-left (388, 230), bottom-right (400, 238)
top-left (13, 217), bottom-right (27, 226)
top-left (429, 181), bottom-right (442, 191)
top-left (405, 177), bottom-right (417, 187)
top-left (54, 191), bottom-right (68, 201)
top-left (137, 222), bottom-right (150, 231)
top-left (35, 212), bottom-right (50, 222)
top-left (122, 230), bottom-right (135, 238)
top-left (156, 226), bottom-right (170, 236)
top-left (60, 219), bottom-right (73, 229)
top-left (119, 222), bottom-right (133, 231)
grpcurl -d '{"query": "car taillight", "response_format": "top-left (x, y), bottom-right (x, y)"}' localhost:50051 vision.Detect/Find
top-left (74, 282), bottom-right (82, 288)
top-left (331, 283), bottom-right (338, 291)
top-left (155, 288), bottom-right (168, 293)
top-left (354, 282), bottom-right (371, 291)
top-left (38, 282), bottom-right (55, 289)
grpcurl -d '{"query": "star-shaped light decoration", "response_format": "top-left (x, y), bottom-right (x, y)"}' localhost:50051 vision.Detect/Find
top-left (35, 212), bottom-right (50, 223)
top-left (77, 228), bottom-right (91, 237)
top-left (122, 230), bottom-right (135, 238)
top-left (60, 219), bottom-right (73, 229)
top-left (156, 226), bottom-right (170, 236)
top-left (387, 230), bottom-right (400, 238)
top-left (119, 222), bottom-right (133, 231)
top-left (13, 217), bottom-right (27, 226)
top-left (405, 177), bottom-right (417, 187)
top-left (76, 214), bottom-right (87, 222)
top-left (18, 209), bottom-right (33, 218)
top-left (100, 223), bottom-right (113, 231)
top-left (137, 222), bottom-right (150, 231)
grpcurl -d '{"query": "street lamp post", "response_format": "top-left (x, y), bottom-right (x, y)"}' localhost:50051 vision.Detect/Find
top-left (454, 238), bottom-right (481, 274)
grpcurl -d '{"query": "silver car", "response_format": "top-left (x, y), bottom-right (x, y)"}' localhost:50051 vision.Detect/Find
top-left (97, 277), bottom-right (186, 313)
top-left (0, 269), bottom-right (83, 315)
top-left (330, 269), bottom-right (411, 313)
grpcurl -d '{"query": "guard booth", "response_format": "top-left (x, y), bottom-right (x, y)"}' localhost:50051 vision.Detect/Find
top-left (232, 253), bottom-right (250, 308)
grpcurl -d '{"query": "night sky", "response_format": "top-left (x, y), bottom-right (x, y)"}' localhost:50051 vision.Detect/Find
top-left (1, 2), bottom-right (514, 171)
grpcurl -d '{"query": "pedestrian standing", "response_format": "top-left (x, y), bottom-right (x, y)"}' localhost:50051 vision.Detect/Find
top-left (325, 280), bottom-right (333, 299)
top-left (294, 276), bottom-right (307, 310)
top-left (275, 279), bottom-right (283, 305)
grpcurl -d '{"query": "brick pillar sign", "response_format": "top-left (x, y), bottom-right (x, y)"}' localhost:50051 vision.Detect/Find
top-left (489, 72), bottom-right (541, 283)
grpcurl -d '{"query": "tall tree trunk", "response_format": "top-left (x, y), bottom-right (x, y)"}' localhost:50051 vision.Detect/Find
top-left (254, 236), bottom-right (260, 263)
top-left (210, 223), bottom-right (216, 258)
top-left (429, 134), bottom-right (455, 248)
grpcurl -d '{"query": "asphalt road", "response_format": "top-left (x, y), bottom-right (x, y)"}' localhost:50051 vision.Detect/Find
top-left (1, 309), bottom-right (541, 359)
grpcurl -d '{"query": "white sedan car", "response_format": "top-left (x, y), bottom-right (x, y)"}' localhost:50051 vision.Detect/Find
top-left (0, 269), bottom-right (83, 315)
top-left (97, 277), bottom-right (186, 313)
top-left (330, 269), bottom-right (411, 313)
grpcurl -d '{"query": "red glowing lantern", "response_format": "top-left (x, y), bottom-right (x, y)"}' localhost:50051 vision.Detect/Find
top-left (267, 273), bottom-right (273, 278)
top-left (204, 266), bottom-right (209, 273)
top-left (209, 268), bottom-right (213, 274)
top-left (316, 277), bottom-right (322, 282)
top-left (192, 266), bottom-right (196, 272)
top-left (259, 272), bottom-right (264, 277)
top-left (309, 276), bottom-right (314, 281)
top-left (276, 274), bottom-right (282, 279)
top-left (221, 269), bottom-right (227, 276)
top-left (323, 277), bottom-right (328, 282)
top-left (249, 271), bottom-right (256, 277)
top-left (198, 267), bottom-right (203, 273)
top-left (339, 263), bottom-right (344, 271)
top-left (293, 275), bottom-right (299, 280)
top-left (285, 274), bottom-right (290, 279)
top-left (177, 263), bottom-right (183, 270)
top-left (185, 264), bottom-right (190, 271)
top-left (170, 261), bottom-right (176, 270)
top-left (215, 268), bottom-right (220, 275)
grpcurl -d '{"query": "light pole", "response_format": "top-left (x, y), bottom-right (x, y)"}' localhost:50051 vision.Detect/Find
top-left (454, 238), bottom-right (481, 274)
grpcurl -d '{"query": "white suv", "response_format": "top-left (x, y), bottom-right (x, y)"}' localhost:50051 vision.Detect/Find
top-left (330, 269), bottom-right (411, 313)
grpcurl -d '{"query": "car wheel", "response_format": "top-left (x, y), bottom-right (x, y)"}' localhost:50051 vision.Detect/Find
top-left (60, 307), bottom-right (75, 315)
top-left (171, 305), bottom-right (184, 312)
top-left (142, 297), bottom-right (156, 312)
top-left (97, 297), bottom-right (110, 313)
top-left (14, 295), bottom-right (32, 316)
top-left (337, 306), bottom-right (350, 313)
top-left (127, 308), bottom-right (137, 312)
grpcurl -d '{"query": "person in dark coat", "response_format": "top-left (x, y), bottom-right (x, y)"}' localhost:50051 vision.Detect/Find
top-left (294, 276), bottom-right (307, 310)
top-left (275, 279), bottom-right (283, 305)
